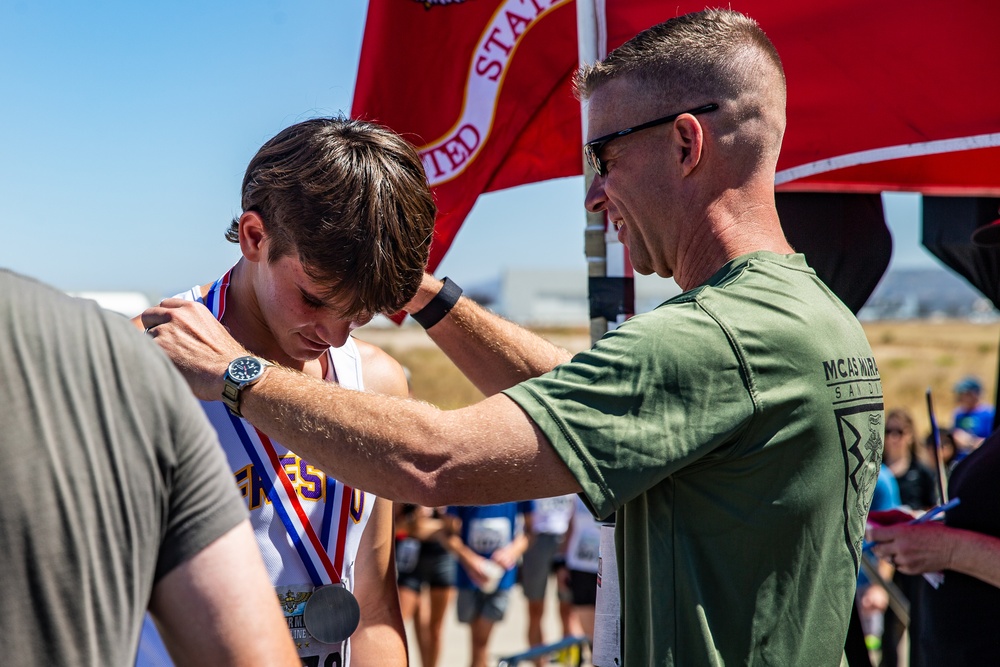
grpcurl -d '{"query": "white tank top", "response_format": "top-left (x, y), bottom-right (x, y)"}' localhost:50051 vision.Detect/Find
top-left (136, 268), bottom-right (372, 667)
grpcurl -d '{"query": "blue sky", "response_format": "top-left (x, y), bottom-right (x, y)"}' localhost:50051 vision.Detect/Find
top-left (1, 1), bottom-right (938, 299)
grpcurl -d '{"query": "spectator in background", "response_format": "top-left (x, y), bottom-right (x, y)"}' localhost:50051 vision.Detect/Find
top-left (869, 428), bottom-right (1000, 664)
top-left (952, 376), bottom-right (994, 458)
top-left (394, 503), bottom-right (455, 667)
top-left (444, 502), bottom-right (533, 667)
top-left (392, 367), bottom-right (456, 667)
top-left (0, 270), bottom-right (297, 666)
top-left (868, 212), bottom-right (1000, 665)
top-left (917, 427), bottom-right (956, 477)
top-left (520, 493), bottom-right (580, 662)
top-left (921, 427), bottom-right (957, 476)
top-left (556, 495), bottom-right (603, 647)
top-left (879, 408), bottom-right (938, 667)
top-left (885, 408), bottom-right (939, 511)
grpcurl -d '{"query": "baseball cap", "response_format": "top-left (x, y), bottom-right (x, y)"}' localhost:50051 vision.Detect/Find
top-left (955, 376), bottom-right (982, 394)
top-left (971, 217), bottom-right (1000, 247)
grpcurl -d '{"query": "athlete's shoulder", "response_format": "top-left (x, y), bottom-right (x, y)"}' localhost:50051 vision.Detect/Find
top-left (354, 338), bottom-right (408, 398)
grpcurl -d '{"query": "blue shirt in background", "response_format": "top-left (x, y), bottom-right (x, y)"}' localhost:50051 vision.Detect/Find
top-left (448, 502), bottom-right (534, 591)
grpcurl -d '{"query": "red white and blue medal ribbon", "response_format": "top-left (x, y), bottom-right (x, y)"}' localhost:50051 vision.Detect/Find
top-left (205, 270), bottom-right (344, 588)
top-left (229, 419), bottom-right (342, 586)
top-left (231, 416), bottom-right (361, 643)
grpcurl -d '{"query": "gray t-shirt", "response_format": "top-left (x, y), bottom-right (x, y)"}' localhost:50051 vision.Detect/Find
top-left (0, 270), bottom-right (247, 666)
top-left (506, 252), bottom-right (883, 666)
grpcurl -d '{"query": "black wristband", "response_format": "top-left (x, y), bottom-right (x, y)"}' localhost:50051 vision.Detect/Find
top-left (411, 277), bottom-right (463, 329)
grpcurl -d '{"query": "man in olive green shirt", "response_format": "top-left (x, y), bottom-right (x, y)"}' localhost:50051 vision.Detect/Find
top-left (142, 9), bottom-right (881, 665)
top-left (506, 250), bottom-right (882, 663)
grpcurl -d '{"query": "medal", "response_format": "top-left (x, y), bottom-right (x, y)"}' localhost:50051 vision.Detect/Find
top-left (303, 583), bottom-right (361, 645)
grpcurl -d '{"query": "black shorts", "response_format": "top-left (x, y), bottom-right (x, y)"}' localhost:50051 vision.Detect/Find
top-left (568, 569), bottom-right (598, 606)
top-left (397, 541), bottom-right (456, 591)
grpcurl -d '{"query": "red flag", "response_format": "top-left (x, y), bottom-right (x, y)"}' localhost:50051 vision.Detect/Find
top-left (353, 0), bottom-right (1000, 272)
top-left (352, 0), bottom-right (581, 273)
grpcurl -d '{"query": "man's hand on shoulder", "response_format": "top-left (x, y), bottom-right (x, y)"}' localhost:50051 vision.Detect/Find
top-left (141, 298), bottom-right (249, 401)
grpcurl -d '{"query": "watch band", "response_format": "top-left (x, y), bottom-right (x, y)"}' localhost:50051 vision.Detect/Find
top-left (411, 277), bottom-right (463, 329)
top-left (221, 380), bottom-right (243, 416)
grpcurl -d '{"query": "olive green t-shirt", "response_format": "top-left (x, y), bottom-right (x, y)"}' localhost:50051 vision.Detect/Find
top-left (505, 252), bottom-right (883, 666)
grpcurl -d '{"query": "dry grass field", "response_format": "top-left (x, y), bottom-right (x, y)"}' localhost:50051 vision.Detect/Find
top-left (864, 320), bottom-right (999, 436)
top-left (356, 319), bottom-right (1000, 440)
top-left (354, 325), bottom-right (593, 410)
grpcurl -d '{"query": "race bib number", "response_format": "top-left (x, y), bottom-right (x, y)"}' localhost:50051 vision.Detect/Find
top-left (467, 516), bottom-right (511, 554)
top-left (537, 495), bottom-right (574, 514)
top-left (395, 537), bottom-right (420, 574)
top-left (301, 655), bottom-right (343, 667)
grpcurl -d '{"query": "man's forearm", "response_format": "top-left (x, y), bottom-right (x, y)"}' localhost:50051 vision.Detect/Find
top-left (237, 364), bottom-right (581, 506)
top-left (951, 529), bottom-right (1000, 588)
top-left (406, 274), bottom-right (573, 396)
top-left (240, 366), bottom-right (444, 503)
top-left (140, 296), bottom-right (582, 506)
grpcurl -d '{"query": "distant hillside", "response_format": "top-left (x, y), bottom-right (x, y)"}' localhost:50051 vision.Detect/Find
top-left (860, 267), bottom-right (996, 320)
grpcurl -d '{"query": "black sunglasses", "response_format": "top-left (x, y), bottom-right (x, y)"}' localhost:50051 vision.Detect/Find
top-left (583, 103), bottom-right (719, 176)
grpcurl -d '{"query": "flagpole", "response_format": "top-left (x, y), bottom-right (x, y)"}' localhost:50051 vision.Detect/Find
top-left (577, 4), bottom-right (623, 667)
top-left (577, 0), bottom-right (606, 346)
top-left (578, 0), bottom-right (634, 349)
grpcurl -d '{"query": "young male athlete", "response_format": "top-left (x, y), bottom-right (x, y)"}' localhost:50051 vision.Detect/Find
top-left (136, 117), bottom-right (436, 666)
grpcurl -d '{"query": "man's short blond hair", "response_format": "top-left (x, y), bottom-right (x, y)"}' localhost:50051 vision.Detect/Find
top-left (575, 9), bottom-right (787, 166)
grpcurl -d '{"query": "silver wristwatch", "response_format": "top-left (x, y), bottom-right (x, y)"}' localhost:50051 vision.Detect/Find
top-left (222, 355), bottom-right (272, 417)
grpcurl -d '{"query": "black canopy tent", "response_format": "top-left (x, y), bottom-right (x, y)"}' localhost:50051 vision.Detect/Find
top-left (772, 193), bottom-right (1000, 429)
top-left (777, 192), bottom-right (893, 315)
top-left (923, 196), bottom-right (1000, 428)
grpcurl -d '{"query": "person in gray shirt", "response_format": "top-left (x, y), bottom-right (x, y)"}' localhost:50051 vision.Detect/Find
top-left (0, 269), bottom-right (297, 666)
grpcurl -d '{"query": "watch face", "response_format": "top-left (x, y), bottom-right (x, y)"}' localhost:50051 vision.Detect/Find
top-left (228, 356), bottom-right (264, 383)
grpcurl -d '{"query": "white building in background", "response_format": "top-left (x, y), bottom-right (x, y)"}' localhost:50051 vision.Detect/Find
top-left (69, 291), bottom-right (152, 319)
top-left (490, 269), bottom-right (683, 326)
